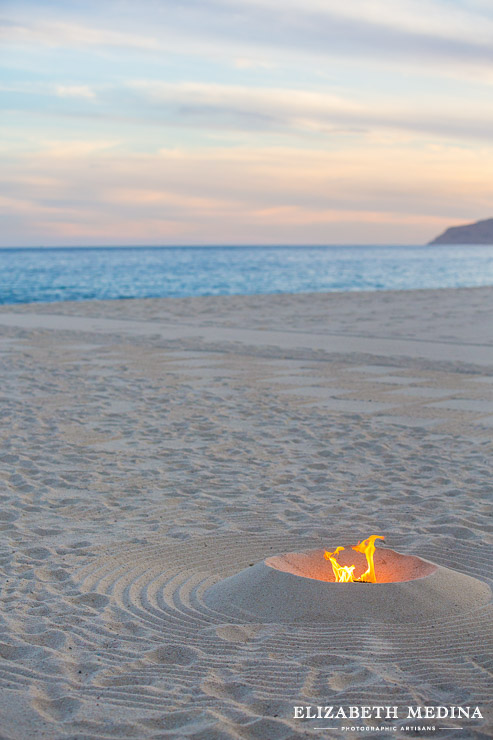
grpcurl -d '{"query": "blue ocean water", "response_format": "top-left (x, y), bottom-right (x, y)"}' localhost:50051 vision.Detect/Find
top-left (1, 245), bottom-right (493, 305)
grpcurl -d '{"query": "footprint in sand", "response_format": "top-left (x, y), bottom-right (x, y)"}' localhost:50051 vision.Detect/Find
top-left (328, 666), bottom-right (375, 691)
top-left (0, 510), bottom-right (18, 522)
top-left (34, 566), bottom-right (71, 582)
top-left (24, 547), bottom-right (52, 560)
top-left (70, 593), bottom-right (109, 609)
top-left (202, 675), bottom-right (252, 702)
top-left (25, 630), bottom-right (67, 649)
top-left (0, 641), bottom-right (39, 661)
top-left (31, 695), bottom-right (80, 723)
top-left (215, 624), bottom-right (263, 643)
top-left (144, 644), bottom-right (199, 666)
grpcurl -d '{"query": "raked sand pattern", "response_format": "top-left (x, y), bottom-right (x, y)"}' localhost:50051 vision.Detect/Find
top-left (0, 287), bottom-right (492, 739)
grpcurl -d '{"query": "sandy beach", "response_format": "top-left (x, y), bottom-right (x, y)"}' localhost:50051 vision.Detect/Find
top-left (0, 287), bottom-right (492, 739)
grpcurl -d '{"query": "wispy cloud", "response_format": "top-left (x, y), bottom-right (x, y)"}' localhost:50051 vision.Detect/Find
top-left (4, 77), bottom-right (493, 144)
top-left (2, 0), bottom-right (493, 245)
top-left (1, 141), bottom-right (491, 245)
top-left (234, 0), bottom-right (493, 45)
top-left (104, 187), bottom-right (238, 212)
top-left (0, 18), bottom-right (159, 50)
top-left (233, 58), bottom-right (275, 70)
top-left (38, 140), bottom-right (120, 157)
top-left (56, 85), bottom-right (95, 99)
top-left (127, 80), bottom-right (493, 143)
top-left (3, 1), bottom-right (493, 78)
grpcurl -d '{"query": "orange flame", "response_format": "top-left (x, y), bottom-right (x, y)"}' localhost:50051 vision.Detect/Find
top-left (324, 546), bottom-right (356, 583)
top-left (324, 535), bottom-right (384, 583)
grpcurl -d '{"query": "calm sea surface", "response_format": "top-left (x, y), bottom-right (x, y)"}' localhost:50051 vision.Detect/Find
top-left (1, 245), bottom-right (493, 305)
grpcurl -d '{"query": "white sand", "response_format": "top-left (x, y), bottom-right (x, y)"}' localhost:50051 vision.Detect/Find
top-left (0, 287), bottom-right (492, 738)
top-left (205, 548), bottom-right (491, 623)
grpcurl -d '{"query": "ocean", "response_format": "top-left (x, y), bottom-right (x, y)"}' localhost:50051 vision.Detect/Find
top-left (1, 244), bottom-right (493, 305)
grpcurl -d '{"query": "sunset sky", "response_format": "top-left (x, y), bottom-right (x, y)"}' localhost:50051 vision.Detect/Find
top-left (2, 0), bottom-right (493, 246)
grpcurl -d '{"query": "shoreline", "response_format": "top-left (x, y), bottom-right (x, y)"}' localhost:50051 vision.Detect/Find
top-left (1, 286), bottom-right (492, 373)
top-left (1, 281), bottom-right (493, 307)
top-left (3, 244), bottom-right (493, 307)
top-left (0, 286), bottom-right (491, 738)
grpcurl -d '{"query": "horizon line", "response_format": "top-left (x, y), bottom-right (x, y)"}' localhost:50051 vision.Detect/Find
top-left (0, 243), bottom-right (439, 250)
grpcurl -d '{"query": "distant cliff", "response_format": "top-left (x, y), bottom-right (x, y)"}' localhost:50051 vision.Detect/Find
top-left (429, 218), bottom-right (493, 245)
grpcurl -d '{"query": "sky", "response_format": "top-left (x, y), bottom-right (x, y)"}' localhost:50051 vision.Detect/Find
top-left (2, 0), bottom-right (493, 246)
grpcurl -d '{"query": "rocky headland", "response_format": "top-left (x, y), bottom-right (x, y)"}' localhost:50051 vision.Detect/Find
top-left (429, 217), bottom-right (493, 244)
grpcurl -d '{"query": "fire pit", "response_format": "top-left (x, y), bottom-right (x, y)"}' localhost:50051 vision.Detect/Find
top-left (204, 536), bottom-right (491, 624)
top-left (267, 537), bottom-right (436, 584)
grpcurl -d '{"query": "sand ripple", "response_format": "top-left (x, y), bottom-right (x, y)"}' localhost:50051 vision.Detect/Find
top-left (0, 289), bottom-right (492, 738)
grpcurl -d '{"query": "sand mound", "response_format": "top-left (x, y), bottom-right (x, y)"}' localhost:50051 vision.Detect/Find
top-left (204, 548), bottom-right (491, 624)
